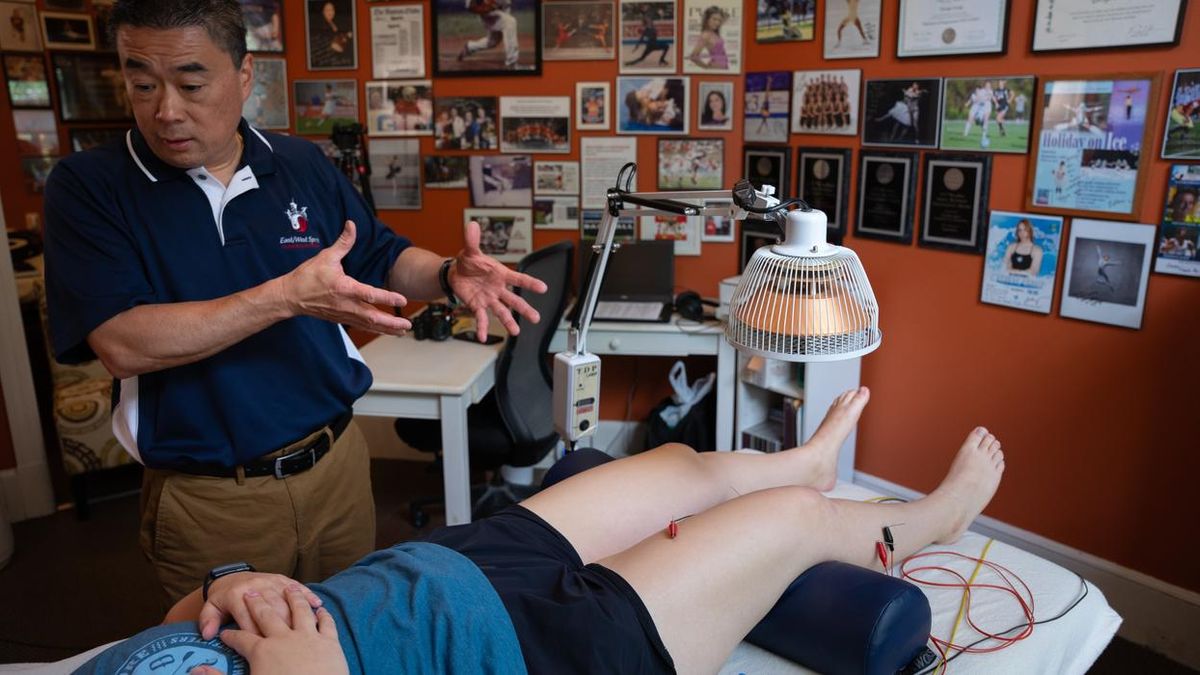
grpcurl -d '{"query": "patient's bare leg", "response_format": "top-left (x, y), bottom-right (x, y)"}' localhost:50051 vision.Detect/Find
top-left (600, 427), bottom-right (1005, 674)
top-left (522, 387), bottom-right (870, 564)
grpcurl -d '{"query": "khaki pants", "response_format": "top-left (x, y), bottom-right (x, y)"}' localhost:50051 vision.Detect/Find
top-left (139, 420), bottom-right (376, 603)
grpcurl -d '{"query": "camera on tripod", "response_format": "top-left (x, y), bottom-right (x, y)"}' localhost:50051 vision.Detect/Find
top-left (412, 303), bottom-right (453, 341)
top-left (331, 122), bottom-right (367, 152)
top-left (329, 123), bottom-right (376, 214)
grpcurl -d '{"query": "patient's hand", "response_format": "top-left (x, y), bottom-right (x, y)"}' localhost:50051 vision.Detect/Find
top-left (199, 572), bottom-right (323, 640)
top-left (190, 588), bottom-right (348, 675)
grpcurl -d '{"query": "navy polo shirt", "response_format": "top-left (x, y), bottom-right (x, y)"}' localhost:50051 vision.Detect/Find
top-left (43, 119), bottom-right (410, 469)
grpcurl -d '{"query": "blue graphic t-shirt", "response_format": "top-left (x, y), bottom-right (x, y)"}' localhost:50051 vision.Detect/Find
top-left (74, 543), bottom-right (527, 675)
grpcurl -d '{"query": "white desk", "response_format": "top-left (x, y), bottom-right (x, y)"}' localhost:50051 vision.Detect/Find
top-left (549, 315), bottom-right (735, 451)
top-left (354, 334), bottom-right (502, 526)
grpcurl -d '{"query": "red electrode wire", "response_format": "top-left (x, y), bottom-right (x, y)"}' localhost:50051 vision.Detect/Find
top-left (900, 550), bottom-right (1037, 668)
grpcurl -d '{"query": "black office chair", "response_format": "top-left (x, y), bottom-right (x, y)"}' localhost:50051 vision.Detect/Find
top-left (395, 241), bottom-right (574, 527)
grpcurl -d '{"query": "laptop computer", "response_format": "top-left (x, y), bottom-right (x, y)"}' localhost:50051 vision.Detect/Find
top-left (573, 240), bottom-right (675, 323)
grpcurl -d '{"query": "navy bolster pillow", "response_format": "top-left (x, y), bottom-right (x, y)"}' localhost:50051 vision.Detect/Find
top-left (745, 560), bottom-right (932, 675)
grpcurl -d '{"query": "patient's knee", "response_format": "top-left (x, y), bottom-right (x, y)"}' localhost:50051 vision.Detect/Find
top-left (767, 485), bottom-right (832, 522)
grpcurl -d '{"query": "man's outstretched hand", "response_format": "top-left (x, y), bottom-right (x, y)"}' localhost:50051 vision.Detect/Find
top-left (450, 220), bottom-right (548, 341)
top-left (278, 220), bottom-right (411, 335)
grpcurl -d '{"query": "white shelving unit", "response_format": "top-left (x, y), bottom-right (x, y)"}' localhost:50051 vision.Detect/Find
top-left (734, 354), bottom-right (862, 482)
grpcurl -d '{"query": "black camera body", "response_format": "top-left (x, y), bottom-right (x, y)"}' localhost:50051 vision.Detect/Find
top-left (412, 303), bottom-right (453, 341)
top-left (330, 122), bottom-right (368, 152)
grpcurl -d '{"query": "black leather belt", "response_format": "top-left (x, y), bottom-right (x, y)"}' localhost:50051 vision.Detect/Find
top-left (173, 411), bottom-right (352, 479)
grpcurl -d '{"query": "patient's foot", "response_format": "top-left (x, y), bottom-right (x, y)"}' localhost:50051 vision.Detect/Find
top-left (931, 427), bottom-right (1005, 544)
top-left (793, 387), bottom-right (870, 491)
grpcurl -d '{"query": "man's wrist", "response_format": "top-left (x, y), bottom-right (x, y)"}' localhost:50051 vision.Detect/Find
top-left (438, 258), bottom-right (460, 306)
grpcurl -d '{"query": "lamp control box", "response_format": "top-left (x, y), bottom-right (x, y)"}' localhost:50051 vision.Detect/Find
top-left (553, 352), bottom-right (601, 443)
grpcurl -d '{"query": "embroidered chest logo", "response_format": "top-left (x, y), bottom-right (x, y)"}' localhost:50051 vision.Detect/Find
top-left (280, 199), bottom-right (321, 250)
top-left (284, 199), bottom-right (309, 232)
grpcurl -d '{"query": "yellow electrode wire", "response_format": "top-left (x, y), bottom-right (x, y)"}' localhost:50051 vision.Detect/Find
top-left (937, 538), bottom-right (995, 674)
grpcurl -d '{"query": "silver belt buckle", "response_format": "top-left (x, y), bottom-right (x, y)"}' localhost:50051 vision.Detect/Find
top-left (274, 446), bottom-right (317, 479)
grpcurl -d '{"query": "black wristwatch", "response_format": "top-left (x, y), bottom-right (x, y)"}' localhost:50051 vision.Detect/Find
top-left (203, 562), bottom-right (256, 602)
top-left (438, 258), bottom-right (460, 307)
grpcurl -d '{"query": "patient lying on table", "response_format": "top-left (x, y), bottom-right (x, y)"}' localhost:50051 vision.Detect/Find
top-left (76, 387), bottom-right (1005, 675)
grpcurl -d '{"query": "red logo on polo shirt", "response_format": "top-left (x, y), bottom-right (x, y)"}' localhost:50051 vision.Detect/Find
top-left (285, 200), bottom-right (309, 233)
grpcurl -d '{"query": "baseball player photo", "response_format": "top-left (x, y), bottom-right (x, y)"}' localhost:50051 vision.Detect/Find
top-left (434, 0), bottom-right (540, 75)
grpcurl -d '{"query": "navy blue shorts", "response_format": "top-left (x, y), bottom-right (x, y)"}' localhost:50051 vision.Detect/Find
top-left (423, 505), bottom-right (675, 675)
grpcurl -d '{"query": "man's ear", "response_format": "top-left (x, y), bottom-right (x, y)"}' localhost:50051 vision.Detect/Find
top-left (239, 53), bottom-right (254, 103)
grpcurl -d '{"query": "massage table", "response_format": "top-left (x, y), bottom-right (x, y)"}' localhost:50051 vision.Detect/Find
top-left (1, 480), bottom-right (1120, 675)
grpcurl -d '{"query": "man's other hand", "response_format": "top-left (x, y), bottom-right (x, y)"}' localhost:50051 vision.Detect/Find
top-left (450, 220), bottom-right (549, 341)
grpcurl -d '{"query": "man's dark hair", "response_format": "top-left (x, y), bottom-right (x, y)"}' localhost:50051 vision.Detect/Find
top-left (110, 0), bottom-right (248, 68)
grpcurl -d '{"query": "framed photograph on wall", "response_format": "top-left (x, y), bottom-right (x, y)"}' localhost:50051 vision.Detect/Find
top-left (1161, 69), bottom-right (1200, 160)
top-left (543, 1), bottom-right (615, 61)
top-left (823, 0), bottom-right (879, 60)
top-left (424, 156), bottom-right (470, 189)
top-left (368, 138), bottom-right (421, 210)
top-left (469, 154), bottom-right (533, 207)
top-left (500, 96), bottom-right (571, 154)
top-left (756, 0), bottom-right (814, 43)
top-left (434, 96), bottom-right (499, 149)
top-left (701, 199), bottom-right (734, 242)
top-left (640, 213), bottom-right (702, 256)
top-left (243, 57), bottom-right (289, 130)
top-left (0, 3), bottom-right (42, 52)
top-left (306, 0), bottom-right (356, 70)
top-left (743, 145), bottom-right (791, 197)
top-left (1156, 164), bottom-right (1200, 277)
top-left (13, 109), bottom-right (59, 157)
top-left (41, 12), bottom-right (94, 50)
top-left (939, 76), bottom-right (1035, 153)
top-left (697, 80), bottom-right (732, 131)
top-left (1059, 218), bottom-right (1155, 329)
top-left (619, 0), bottom-right (676, 74)
top-left (616, 76), bottom-right (688, 134)
top-left (896, 0), bottom-right (1009, 58)
top-left (744, 71), bottom-right (791, 143)
top-left (4, 55), bottom-right (50, 109)
top-left (657, 138), bottom-right (723, 190)
top-left (365, 81), bottom-right (434, 136)
top-left (862, 78), bottom-right (942, 148)
top-left (465, 208), bottom-right (534, 263)
top-left (855, 151), bottom-right (917, 243)
top-left (576, 81), bottom-right (611, 131)
top-left (1031, 0), bottom-right (1185, 53)
top-left (240, 0), bottom-right (284, 53)
top-left (681, 0), bottom-right (742, 74)
top-left (370, 4), bottom-right (425, 78)
top-left (533, 196), bottom-right (580, 230)
top-left (792, 68), bottom-right (860, 136)
top-left (435, 0), bottom-right (541, 76)
top-left (796, 147), bottom-right (851, 235)
top-left (534, 160), bottom-right (580, 195)
top-left (293, 79), bottom-right (358, 135)
top-left (1026, 74), bottom-right (1160, 221)
top-left (52, 53), bottom-right (131, 122)
top-left (918, 153), bottom-right (992, 253)
top-left (980, 211), bottom-right (1065, 314)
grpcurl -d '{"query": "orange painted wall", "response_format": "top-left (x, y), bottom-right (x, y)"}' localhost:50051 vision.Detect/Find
top-left (0, 1), bottom-right (1197, 592)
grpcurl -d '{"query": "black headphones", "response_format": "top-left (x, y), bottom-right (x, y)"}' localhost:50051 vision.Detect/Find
top-left (674, 291), bottom-right (719, 322)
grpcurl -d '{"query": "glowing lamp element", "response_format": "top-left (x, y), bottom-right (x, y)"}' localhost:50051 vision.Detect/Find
top-left (726, 209), bottom-right (882, 362)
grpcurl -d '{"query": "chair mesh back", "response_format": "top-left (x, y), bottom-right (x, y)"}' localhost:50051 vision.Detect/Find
top-left (494, 241), bottom-right (573, 462)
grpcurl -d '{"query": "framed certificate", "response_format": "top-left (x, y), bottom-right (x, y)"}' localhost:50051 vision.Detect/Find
top-left (855, 151), bottom-right (917, 243)
top-left (1026, 74), bottom-right (1161, 221)
top-left (796, 147), bottom-right (851, 235)
top-left (1031, 0), bottom-right (1186, 53)
top-left (897, 0), bottom-right (1009, 58)
top-left (370, 4), bottom-right (426, 79)
top-left (918, 153), bottom-right (991, 253)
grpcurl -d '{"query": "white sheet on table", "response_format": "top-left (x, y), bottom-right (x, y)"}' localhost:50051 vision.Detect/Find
top-left (719, 481), bottom-right (1122, 675)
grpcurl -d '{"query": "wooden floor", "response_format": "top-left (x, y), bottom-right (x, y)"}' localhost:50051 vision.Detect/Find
top-left (0, 459), bottom-right (1194, 673)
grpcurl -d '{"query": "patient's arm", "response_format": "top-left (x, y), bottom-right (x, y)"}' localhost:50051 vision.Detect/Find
top-left (162, 571), bottom-right (325, 640)
top-left (191, 587), bottom-right (348, 675)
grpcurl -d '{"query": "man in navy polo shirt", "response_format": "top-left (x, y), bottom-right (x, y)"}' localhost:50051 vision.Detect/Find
top-left (43, 0), bottom-right (547, 603)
